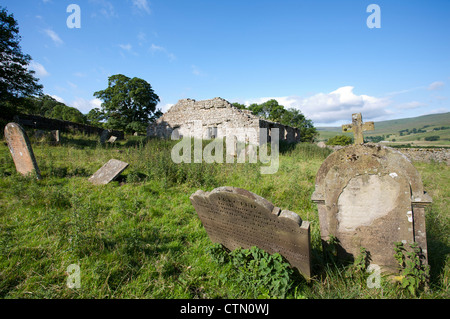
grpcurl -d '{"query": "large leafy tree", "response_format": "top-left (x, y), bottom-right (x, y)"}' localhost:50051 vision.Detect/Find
top-left (0, 7), bottom-right (43, 116)
top-left (239, 99), bottom-right (317, 142)
top-left (94, 74), bottom-right (161, 133)
top-left (24, 95), bottom-right (87, 124)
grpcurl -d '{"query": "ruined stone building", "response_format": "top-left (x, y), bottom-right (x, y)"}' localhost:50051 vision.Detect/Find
top-left (147, 97), bottom-right (301, 145)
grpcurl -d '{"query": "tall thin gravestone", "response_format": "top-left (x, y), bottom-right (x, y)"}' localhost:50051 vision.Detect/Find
top-left (4, 122), bottom-right (41, 179)
top-left (190, 186), bottom-right (312, 279)
top-left (312, 114), bottom-right (431, 272)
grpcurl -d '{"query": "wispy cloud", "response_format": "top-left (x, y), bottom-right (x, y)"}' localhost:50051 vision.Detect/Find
top-left (119, 43), bottom-right (133, 51)
top-left (29, 61), bottom-right (50, 77)
top-left (150, 44), bottom-right (176, 61)
top-left (132, 0), bottom-right (151, 14)
top-left (44, 29), bottom-right (63, 46)
top-left (395, 101), bottom-right (427, 110)
top-left (191, 65), bottom-right (205, 76)
top-left (89, 0), bottom-right (117, 18)
top-left (428, 81), bottom-right (444, 91)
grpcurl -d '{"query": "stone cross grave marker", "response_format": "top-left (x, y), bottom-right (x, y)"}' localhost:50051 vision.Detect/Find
top-left (88, 159), bottom-right (129, 185)
top-left (4, 122), bottom-right (41, 179)
top-left (311, 143), bottom-right (431, 272)
top-left (190, 186), bottom-right (312, 279)
top-left (342, 113), bottom-right (374, 144)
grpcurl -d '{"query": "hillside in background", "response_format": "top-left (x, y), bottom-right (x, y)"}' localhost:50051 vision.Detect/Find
top-left (317, 112), bottom-right (450, 147)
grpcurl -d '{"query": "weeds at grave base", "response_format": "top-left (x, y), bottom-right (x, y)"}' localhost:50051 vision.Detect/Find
top-left (207, 243), bottom-right (297, 299)
top-left (393, 242), bottom-right (430, 297)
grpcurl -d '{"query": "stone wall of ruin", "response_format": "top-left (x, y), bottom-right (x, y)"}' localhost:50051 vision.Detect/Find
top-left (147, 97), bottom-right (301, 144)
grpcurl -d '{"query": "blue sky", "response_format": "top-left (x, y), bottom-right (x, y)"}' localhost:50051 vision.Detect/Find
top-left (3, 0), bottom-right (449, 126)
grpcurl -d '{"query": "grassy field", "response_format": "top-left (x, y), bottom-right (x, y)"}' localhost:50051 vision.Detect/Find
top-left (0, 132), bottom-right (448, 299)
top-left (317, 112), bottom-right (450, 147)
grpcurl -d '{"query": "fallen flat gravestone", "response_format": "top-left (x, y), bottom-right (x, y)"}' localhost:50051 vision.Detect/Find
top-left (190, 186), bottom-right (311, 279)
top-left (311, 143), bottom-right (431, 272)
top-left (4, 122), bottom-right (41, 179)
top-left (88, 159), bottom-right (129, 185)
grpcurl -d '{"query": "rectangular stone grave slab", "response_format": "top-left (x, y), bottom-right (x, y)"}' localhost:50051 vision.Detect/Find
top-left (88, 159), bottom-right (129, 185)
top-left (190, 186), bottom-right (312, 279)
top-left (4, 122), bottom-right (41, 179)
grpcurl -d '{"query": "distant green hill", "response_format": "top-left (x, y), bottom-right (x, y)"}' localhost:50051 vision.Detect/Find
top-left (317, 112), bottom-right (450, 147)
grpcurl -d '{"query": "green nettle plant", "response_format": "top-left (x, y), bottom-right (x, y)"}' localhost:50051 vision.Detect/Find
top-left (393, 242), bottom-right (430, 296)
top-left (208, 244), bottom-right (294, 298)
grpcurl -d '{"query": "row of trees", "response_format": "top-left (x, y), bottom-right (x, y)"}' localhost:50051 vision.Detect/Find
top-left (233, 100), bottom-right (317, 142)
top-left (1, 6), bottom-right (316, 139)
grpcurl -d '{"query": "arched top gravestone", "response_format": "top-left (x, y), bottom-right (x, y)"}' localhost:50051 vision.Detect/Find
top-left (312, 143), bottom-right (431, 272)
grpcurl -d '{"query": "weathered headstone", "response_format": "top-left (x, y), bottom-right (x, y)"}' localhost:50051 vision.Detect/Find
top-left (107, 135), bottom-right (117, 143)
top-left (342, 113), bottom-right (374, 144)
top-left (311, 143), bottom-right (431, 272)
top-left (100, 129), bottom-right (111, 144)
top-left (190, 186), bottom-right (312, 278)
top-left (4, 122), bottom-right (41, 179)
top-left (51, 130), bottom-right (60, 143)
top-left (88, 159), bottom-right (129, 185)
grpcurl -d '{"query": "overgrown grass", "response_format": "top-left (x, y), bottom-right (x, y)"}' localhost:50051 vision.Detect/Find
top-left (0, 131), bottom-right (448, 299)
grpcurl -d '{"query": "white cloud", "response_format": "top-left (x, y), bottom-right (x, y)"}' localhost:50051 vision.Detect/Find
top-left (191, 65), bottom-right (205, 76)
top-left (244, 86), bottom-right (391, 125)
top-left (44, 29), bottom-right (63, 46)
top-left (50, 95), bottom-right (65, 103)
top-left (424, 108), bottom-right (449, 115)
top-left (428, 81), bottom-right (444, 91)
top-left (132, 0), bottom-right (151, 14)
top-left (161, 103), bottom-right (174, 113)
top-left (29, 61), bottom-right (50, 77)
top-left (71, 98), bottom-right (103, 114)
top-left (395, 101), bottom-right (427, 110)
top-left (119, 43), bottom-right (133, 51)
top-left (89, 0), bottom-right (117, 18)
top-left (150, 44), bottom-right (176, 61)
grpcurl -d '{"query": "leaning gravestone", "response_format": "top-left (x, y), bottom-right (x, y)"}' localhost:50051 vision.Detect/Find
top-left (190, 186), bottom-right (312, 279)
top-left (311, 143), bottom-right (431, 272)
top-left (4, 122), bottom-right (41, 179)
top-left (88, 159), bottom-right (129, 185)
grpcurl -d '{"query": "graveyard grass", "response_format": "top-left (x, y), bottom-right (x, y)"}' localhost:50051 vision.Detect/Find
top-left (0, 133), bottom-right (448, 299)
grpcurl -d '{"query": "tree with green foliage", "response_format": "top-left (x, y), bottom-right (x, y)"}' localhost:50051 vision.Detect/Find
top-left (86, 108), bottom-right (106, 127)
top-left (248, 99), bottom-right (286, 123)
top-left (94, 74), bottom-right (162, 134)
top-left (0, 6), bottom-right (43, 116)
top-left (240, 99), bottom-right (317, 142)
top-left (24, 95), bottom-right (86, 124)
top-left (326, 135), bottom-right (353, 146)
top-left (232, 102), bottom-right (247, 110)
top-left (424, 135), bottom-right (439, 141)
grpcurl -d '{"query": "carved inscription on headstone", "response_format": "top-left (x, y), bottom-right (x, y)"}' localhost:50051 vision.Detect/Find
top-left (190, 186), bottom-right (311, 278)
top-left (88, 159), bottom-right (129, 185)
top-left (312, 143), bottom-right (431, 272)
top-left (4, 122), bottom-right (41, 179)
